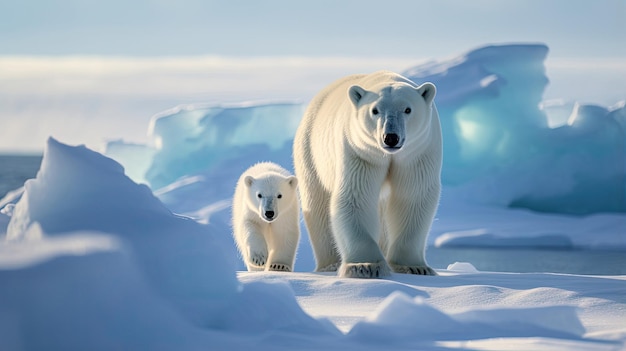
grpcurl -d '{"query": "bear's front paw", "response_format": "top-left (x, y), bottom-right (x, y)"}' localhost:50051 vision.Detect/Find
top-left (390, 264), bottom-right (437, 276)
top-left (339, 261), bottom-right (391, 279)
top-left (268, 263), bottom-right (292, 272)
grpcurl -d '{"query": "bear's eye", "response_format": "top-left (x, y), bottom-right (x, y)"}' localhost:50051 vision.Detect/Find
top-left (372, 107), bottom-right (379, 115)
top-left (277, 194), bottom-right (282, 199)
top-left (257, 193), bottom-right (262, 198)
top-left (404, 107), bottom-right (412, 114)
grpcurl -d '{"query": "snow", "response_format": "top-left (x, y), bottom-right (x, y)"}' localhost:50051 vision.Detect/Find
top-left (350, 292), bottom-right (584, 341)
top-left (0, 43), bottom-right (625, 350)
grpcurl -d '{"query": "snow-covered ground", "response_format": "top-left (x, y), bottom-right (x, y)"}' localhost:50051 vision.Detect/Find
top-left (1, 44), bottom-right (625, 350)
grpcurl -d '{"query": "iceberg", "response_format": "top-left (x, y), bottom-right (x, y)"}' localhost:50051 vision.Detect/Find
top-left (142, 101), bottom-right (302, 189)
top-left (403, 44), bottom-right (625, 215)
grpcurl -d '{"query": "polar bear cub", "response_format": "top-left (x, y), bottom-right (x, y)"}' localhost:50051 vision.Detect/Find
top-left (293, 70), bottom-right (442, 278)
top-left (232, 162), bottom-right (300, 272)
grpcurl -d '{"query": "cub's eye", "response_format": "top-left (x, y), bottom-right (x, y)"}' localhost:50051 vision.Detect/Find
top-left (277, 194), bottom-right (282, 199)
top-left (372, 107), bottom-right (379, 115)
top-left (404, 107), bottom-right (412, 114)
top-left (257, 194), bottom-right (262, 198)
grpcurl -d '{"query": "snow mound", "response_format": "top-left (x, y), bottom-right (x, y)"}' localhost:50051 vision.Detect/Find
top-left (349, 291), bottom-right (585, 342)
top-left (7, 137), bottom-right (171, 238)
top-left (0, 238), bottom-right (202, 351)
top-left (0, 229), bottom-right (120, 269)
top-left (6, 137), bottom-right (239, 322)
top-left (446, 262), bottom-right (479, 273)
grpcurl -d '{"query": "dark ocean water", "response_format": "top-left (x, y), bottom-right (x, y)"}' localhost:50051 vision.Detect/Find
top-left (1, 155), bottom-right (624, 275)
top-left (0, 155), bottom-right (42, 199)
top-left (428, 247), bottom-right (626, 276)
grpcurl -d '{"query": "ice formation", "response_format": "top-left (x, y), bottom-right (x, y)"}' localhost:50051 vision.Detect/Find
top-left (142, 102), bottom-right (302, 189)
top-left (107, 44), bottom-right (625, 216)
top-left (6, 138), bottom-right (239, 314)
top-left (403, 44), bottom-right (625, 215)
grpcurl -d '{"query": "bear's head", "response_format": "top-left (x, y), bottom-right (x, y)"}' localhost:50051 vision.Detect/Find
top-left (348, 81), bottom-right (436, 154)
top-left (244, 173), bottom-right (298, 222)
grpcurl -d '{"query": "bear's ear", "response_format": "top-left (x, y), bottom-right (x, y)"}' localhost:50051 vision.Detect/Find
top-left (348, 85), bottom-right (368, 107)
top-left (417, 82), bottom-right (436, 105)
top-left (244, 175), bottom-right (255, 187)
top-left (287, 176), bottom-right (298, 188)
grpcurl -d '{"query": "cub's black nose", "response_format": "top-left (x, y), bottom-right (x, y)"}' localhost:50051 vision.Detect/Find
top-left (384, 133), bottom-right (400, 147)
top-left (265, 211), bottom-right (275, 220)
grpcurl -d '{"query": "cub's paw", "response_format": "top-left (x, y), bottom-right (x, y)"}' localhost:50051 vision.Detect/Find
top-left (268, 263), bottom-right (292, 272)
top-left (390, 264), bottom-right (437, 276)
top-left (339, 261), bottom-right (391, 279)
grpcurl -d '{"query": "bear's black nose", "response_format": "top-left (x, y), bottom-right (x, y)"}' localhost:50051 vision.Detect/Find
top-left (265, 211), bottom-right (275, 220)
top-left (383, 133), bottom-right (400, 147)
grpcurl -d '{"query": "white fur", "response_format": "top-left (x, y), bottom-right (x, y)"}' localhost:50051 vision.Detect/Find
top-left (293, 71), bottom-right (441, 278)
top-left (232, 162), bottom-right (300, 272)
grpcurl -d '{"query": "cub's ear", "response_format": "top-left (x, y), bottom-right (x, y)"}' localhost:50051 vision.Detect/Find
top-left (244, 175), bottom-right (255, 187)
top-left (416, 82), bottom-right (436, 105)
top-left (348, 85), bottom-right (368, 107)
top-left (286, 176), bottom-right (298, 188)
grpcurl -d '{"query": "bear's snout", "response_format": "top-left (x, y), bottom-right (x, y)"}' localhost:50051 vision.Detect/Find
top-left (383, 133), bottom-right (401, 148)
top-left (264, 210), bottom-right (276, 221)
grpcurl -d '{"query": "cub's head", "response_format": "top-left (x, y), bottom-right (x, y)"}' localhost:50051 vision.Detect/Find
top-left (348, 81), bottom-right (436, 154)
top-left (244, 174), bottom-right (298, 222)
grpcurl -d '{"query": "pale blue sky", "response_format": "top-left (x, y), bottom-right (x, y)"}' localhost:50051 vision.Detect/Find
top-left (1, 0), bottom-right (624, 59)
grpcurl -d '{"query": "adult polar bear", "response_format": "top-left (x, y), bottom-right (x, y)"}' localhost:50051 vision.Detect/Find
top-left (293, 71), bottom-right (441, 278)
